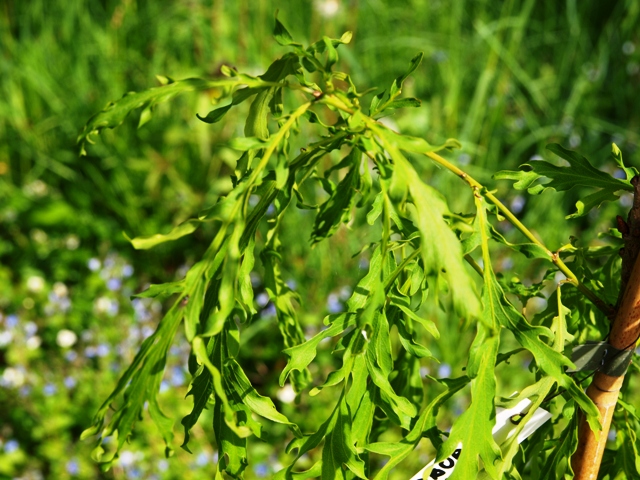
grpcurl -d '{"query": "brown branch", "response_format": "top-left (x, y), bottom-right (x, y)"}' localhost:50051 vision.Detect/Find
top-left (616, 175), bottom-right (640, 311)
top-left (572, 174), bottom-right (640, 478)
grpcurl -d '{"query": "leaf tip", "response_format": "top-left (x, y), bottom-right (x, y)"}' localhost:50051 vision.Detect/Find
top-left (340, 31), bottom-right (353, 44)
top-left (611, 142), bottom-right (622, 157)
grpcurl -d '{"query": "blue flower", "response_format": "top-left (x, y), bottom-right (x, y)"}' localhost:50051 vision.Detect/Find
top-left (256, 292), bottom-right (270, 308)
top-left (327, 293), bottom-right (343, 314)
top-left (4, 439), bottom-right (19, 453)
top-left (250, 271), bottom-right (261, 287)
top-left (96, 344), bottom-right (110, 357)
top-left (196, 452), bottom-right (210, 466)
top-left (65, 350), bottom-right (78, 361)
top-left (510, 195), bottom-right (526, 214)
top-left (437, 363), bottom-right (452, 378)
top-left (132, 299), bottom-right (151, 322)
top-left (6, 314), bottom-right (18, 328)
top-left (122, 265), bottom-right (134, 277)
top-left (141, 326), bottom-right (154, 340)
top-left (339, 286), bottom-right (352, 301)
top-left (254, 463), bottom-right (269, 477)
top-left (107, 278), bottom-right (122, 291)
top-left (266, 203), bottom-right (276, 216)
top-left (88, 258), bottom-right (101, 271)
top-left (66, 459), bottom-right (79, 475)
top-left (249, 195), bottom-right (260, 207)
top-left (43, 383), bottom-right (57, 396)
top-left (19, 385), bottom-right (32, 397)
top-left (170, 367), bottom-right (185, 387)
top-left (24, 321), bottom-right (38, 337)
top-left (260, 303), bottom-right (277, 319)
top-left (64, 376), bottom-right (77, 389)
top-left (457, 153), bottom-right (471, 165)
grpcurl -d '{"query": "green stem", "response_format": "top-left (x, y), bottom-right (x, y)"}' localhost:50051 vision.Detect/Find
top-left (245, 102), bottom-right (312, 187)
top-left (464, 253), bottom-right (484, 277)
top-left (384, 248), bottom-right (421, 291)
top-left (319, 93), bottom-right (611, 316)
top-left (425, 150), bottom-right (613, 317)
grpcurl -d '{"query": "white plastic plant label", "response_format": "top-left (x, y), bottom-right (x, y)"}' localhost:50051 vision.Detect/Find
top-left (409, 399), bottom-right (551, 480)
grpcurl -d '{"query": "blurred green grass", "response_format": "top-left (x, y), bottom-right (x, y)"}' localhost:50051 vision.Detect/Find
top-left (0, 0), bottom-right (639, 478)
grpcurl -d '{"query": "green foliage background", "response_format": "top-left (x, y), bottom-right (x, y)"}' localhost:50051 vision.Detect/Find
top-left (1, 0), bottom-right (639, 478)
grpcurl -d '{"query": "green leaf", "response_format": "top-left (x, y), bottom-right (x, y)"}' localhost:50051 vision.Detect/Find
top-left (369, 90), bottom-right (386, 115)
top-left (493, 143), bottom-right (632, 216)
top-left (283, 398), bottom-right (341, 460)
top-left (259, 53), bottom-right (301, 81)
top-left (322, 36), bottom-right (339, 70)
top-left (192, 336), bottom-right (251, 439)
top-left (567, 188), bottom-right (620, 219)
top-left (133, 281), bottom-right (184, 299)
top-left (311, 149), bottom-right (361, 243)
top-left (438, 323), bottom-right (501, 480)
top-left (611, 142), bottom-right (639, 181)
top-left (492, 377), bottom-right (555, 478)
top-left (196, 103), bottom-right (233, 124)
top-left (180, 365), bottom-right (212, 452)
top-left (385, 97), bottom-right (421, 109)
top-left (366, 376), bottom-right (468, 480)
top-left (214, 398), bottom-right (248, 478)
top-left (390, 52), bottom-right (423, 99)
top-left (83, 306), bottom-right (183, 465)
top-left (377, 127), bottom-right (452, 154)
top-left (549, 143), bottom-right (632, 191)
top-left (203, 226), bottom-right (243, 337)
top-left (487, 223), bottom-right (550, 260)
top-left (396, 303), bottom-right (439, 338)
top-left (225, 359), bottom-right (301, 437)
top-left (541, 402), bottom-right (579, 478)
top-left (371, 123), bottom-right (480, 320)
top-left (407, 182), bottom-right (480, 317)
top-left (125, 219), bottom-right (201, 250)
top-left (321, 396), bottom-right (367, 479)
top-left (365, 311), bottom-right (417, 428)
top-left (346, 356), bottom-right (374, 447)
top-left (229, 136), bottom-right (272, 151)
top-left (237, 239), bottom-right (257, 315)
top-left (262, 222), bottom-right (313, 391)
top-left (279, 247), bottom-right (386, 387)
top-left (245, 88), bottom-right (274, 140)
top-left (475, 196), bottom-right (600, 432)
top-left (273, 14), bottom-right (300, 46)
top-left (279, 314), bottom-right (353, 386)
top-left (78, 77), bottom-right (241, 155)
top-left (183, 262), bottom-right (206, 341)
top-left (395, 315), bottom-right (433, 358)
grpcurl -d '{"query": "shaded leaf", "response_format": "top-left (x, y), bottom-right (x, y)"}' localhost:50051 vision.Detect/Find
top-left (273, 14), bottom-right (300, 46)
top-left (311, 149), bottom-right (361, 243)
top-left (390, 52), bottom-right (423, 99)
top-left (321, 396), bottom-right (367, 479)
top-left (366, 376), bottom-right (468, 480)
top-left (133, 281), bottom-right (184, 299)
top-left (78, 77), bottom-right (243, 154)
top-left (196, 103), bottom-right (233, 124)
top-left (125, 219), bottom-right (200, 250)
top-left (494, 142), bottom-right (631, 220)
